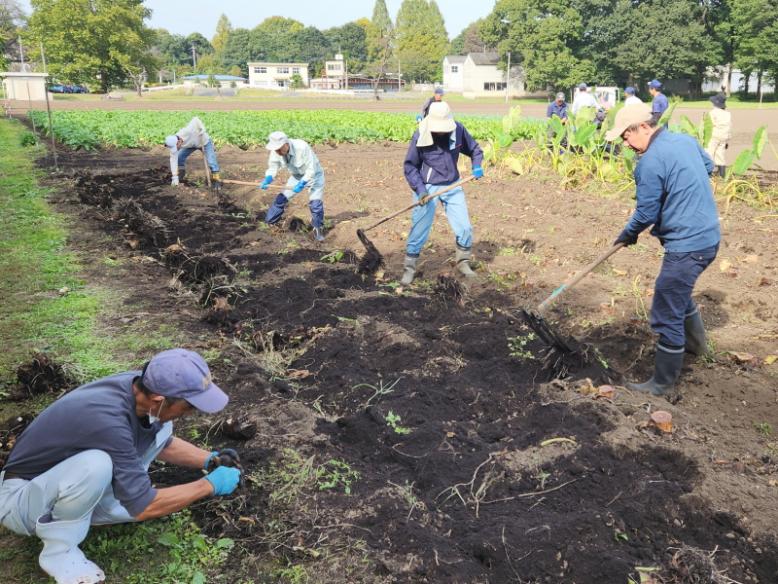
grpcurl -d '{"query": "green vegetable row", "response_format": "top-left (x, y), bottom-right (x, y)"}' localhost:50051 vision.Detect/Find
top-left (29, 110), bottom-right (544, 151)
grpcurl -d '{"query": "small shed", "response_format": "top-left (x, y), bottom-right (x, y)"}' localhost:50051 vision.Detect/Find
top-left (1, 72), bottom-right (49, 101)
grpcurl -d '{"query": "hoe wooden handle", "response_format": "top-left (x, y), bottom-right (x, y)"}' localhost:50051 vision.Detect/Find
top-left (362, 175), bottom-right (477, 234)
top-left (537, 243), bottom-right (624, 313)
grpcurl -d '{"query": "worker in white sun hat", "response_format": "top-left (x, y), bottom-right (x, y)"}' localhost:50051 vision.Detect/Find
top-left (164, 116), bottom-right (222, 191)
top-left (260, 130), bottom-right (326, 242)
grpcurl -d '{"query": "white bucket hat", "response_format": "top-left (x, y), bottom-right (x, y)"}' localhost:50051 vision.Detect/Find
top-left (266, 131), bottom-right (289, 151)
top-left (164, 135), bottom-right (178, 153)
top-left (417, 101), bottom-right (457, 147)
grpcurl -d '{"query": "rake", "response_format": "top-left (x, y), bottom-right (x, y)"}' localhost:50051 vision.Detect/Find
top-left (521, 243), bottom-right (624, 352)
top-left (356, 175), bottom-right (476, 274)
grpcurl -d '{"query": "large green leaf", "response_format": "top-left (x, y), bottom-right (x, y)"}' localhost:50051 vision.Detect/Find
top-left (752, 126), bottom-right (767, 159)
top-left (679, 115), bottom-right (699, 140)
top-left (731, 149), bottom-right (756, 176)
top-left (702, 113), bottom-right (713, 149)
top-left (658, 98), bottom-right (679, 126)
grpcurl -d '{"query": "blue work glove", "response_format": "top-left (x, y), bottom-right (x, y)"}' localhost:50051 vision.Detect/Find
top-left (204, 448), bottom-right (242, 472)
top-left (259, 175), bottom-right (273, 190)
top-left (416, 189), bottom-right (429, 206)
top-left (204, 451), bottom-right (219, 470)
top-left (614, 231), bottom-right (638, 247)
top-left (472, 165), bottom-right (484, 179)
top-left (205, 465), bottom-right (241, 496)
top-left (415, 114), bottom-right (423, 123)
top-left (292, 179), bottom-right (308, 194)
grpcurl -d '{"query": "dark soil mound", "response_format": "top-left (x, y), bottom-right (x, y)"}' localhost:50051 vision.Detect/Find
top-left (11, 353), bottom-right (75, 401)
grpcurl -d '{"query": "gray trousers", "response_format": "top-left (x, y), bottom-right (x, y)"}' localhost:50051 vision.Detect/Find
top-left (0, 422), bottom-right (172, 536)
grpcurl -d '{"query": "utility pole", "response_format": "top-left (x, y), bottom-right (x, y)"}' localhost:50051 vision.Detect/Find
top-left (18, 36), bottom-right (25, 66)
top-left (191, 44), bottom-right (197, 68)
top-left (505, 51), bottom-right (511, 104)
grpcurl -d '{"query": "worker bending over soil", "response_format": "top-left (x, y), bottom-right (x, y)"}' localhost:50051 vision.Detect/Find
top-left (401, 101), bottom-right (484, 285)
top-left (418, 86), bottom-right (445, 121)
top-left (607, 104), bottom-right (720, 396)
top-left (0, 349), bottom-right (242, 584)
top-left (260, 131), bottom-right (326, 242)
top-left (706, 93), bottom-right (732, 178)
top-left (165, 116), bottom-right (222, 190)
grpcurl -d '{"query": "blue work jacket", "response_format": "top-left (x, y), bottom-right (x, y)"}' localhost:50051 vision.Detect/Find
top-left (404, 122), bottom-right (483, 194)
top-left (547, 101), bottom-right (568, 119)
top-left (622, 129), bottom-right (720, 252)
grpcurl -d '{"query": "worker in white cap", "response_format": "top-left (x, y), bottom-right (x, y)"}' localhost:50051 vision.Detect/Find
top-left (164, 116), bottom-right (221, 191)
top-left (259, 131), bottom-right (326, 242)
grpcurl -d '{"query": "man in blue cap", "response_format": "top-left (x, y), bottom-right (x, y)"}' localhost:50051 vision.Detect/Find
top-left (419, 87), bottom-right (445, 120)
top-left (606, 104), bottom-right (720, 397)
top-left (624, 86), bottom-right (642, 106)
top-left (571, 83), bottom-right (599, 116)
top-left (648, 79), bottom-right (668, 125)
top-left (0, 349), bottom-right (242, 584)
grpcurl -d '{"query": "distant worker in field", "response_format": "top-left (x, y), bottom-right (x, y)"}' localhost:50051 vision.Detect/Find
top-left (606, 104), bottom-right (720, 397)
top-left (648, 79), bottom-right (669, 125)
top-left (706, 93), bottom-right (732, 178)
top-left (418, 86), bottom-right (445, 122)
top-left (401, 101), bottom-right (484, 285)
top-left (624, 86), bottom-right (642, 105)
top-left (546, 92), bottom-right (568, 122)
top-left (164, 116), bottom-right (221, 190)
top-left (0, 349), bottom-right (242, 584)
top-left (260, 131), bottom-right (326, 242)
top-left (571, 83), bottom-right (599, 116)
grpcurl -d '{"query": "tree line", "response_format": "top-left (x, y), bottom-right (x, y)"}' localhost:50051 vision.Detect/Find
top-left (2, 0), bottom-right (775, 96)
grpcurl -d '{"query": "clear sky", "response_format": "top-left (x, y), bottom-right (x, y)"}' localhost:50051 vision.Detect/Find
top-left (18, 1), bottom-right (496, 39)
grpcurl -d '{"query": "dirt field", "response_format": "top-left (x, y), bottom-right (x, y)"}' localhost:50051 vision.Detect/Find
top-left (9, 141), bottom-right (778, 583)
top-left (11, 95), bottom-right (778, 171)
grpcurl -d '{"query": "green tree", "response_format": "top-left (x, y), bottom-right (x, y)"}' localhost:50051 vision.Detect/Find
top-left (26, 0), bottom-right (155, 93)
top-left (396, 0), bottom-right (449, 82)
top-left (221, 28), bottom-right (252, 76)
top-left (211, 14), bottom-right (232, 62)
top-left (481, 0), bottom-right (594, 91)
top-left (250, 16), bottom-right (305, 62)
top-left (324, 21), bottom-right (368, 73)
top-left (450, 19), bottom-right (491, 55)
top-left (1, 0), bottom-right (25, 70)
top-left (186, 32), bottom-right (213, 66)
top-left (730, 0), bottom-right (778, 96)
top-left (151, 29), bottom-right (189, 66)
top-left (372, 0), bottom-right (393, 36)
top-left (290, 26), bottom-right (331, 76)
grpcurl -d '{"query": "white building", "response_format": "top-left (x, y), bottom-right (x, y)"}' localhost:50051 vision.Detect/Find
top-left (1, 72), bottom-right (49, 101)
top-left (443, 53), bottom-right (524, 98)
top-left (703, 67), bottom-right (775, 95)
top-left (181, 74), bottom-right (248, 89)
top-left (247, 62), bottom-right (309, 90)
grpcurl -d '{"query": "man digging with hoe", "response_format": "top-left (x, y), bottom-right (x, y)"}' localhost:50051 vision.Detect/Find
top-left (0, 349), bottom-right (243, 584)
top-left (607, 103), bottom-right (720, 396)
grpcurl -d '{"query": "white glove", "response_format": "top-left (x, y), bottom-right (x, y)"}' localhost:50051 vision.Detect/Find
top-left (171, 176), bottom-right (179, 186)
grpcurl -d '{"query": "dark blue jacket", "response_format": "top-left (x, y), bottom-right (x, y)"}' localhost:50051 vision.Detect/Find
top-left (546, 101), bottom-right (568, 119)
top-left (622, 129), bottom-right (720, 252)
top-left (404, 122), bottom-right (483, 194)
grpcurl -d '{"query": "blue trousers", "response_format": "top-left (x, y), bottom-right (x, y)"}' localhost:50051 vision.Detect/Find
top-left (178, 139), bottom-right (220, 173)
top-left (406, 183), bottom-right (472, 257)
top-left (265, 172), bottom-right (325, 228)
top-left (651, 245), bottom-right (718, 347)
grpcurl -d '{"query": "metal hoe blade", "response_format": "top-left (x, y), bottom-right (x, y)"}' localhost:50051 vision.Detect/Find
top-left (520, 309), bottom-right (573, 354)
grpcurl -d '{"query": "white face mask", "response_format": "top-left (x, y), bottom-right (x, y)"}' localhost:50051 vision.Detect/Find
top-left (148, 400), bottom-right (165, 424)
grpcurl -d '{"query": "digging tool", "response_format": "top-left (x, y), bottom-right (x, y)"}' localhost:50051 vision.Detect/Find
top-left (521, 243), bottom-right (625, 352)
top-left (222, 178), bottom-right (285, 189)
top-left (356, 175), bottom-right (477, 274)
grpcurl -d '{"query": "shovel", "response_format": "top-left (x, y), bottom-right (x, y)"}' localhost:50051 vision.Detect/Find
top-left (521, 243), bottom-right (624, 352)
top-left (357, 175), bottom-right (476, 274)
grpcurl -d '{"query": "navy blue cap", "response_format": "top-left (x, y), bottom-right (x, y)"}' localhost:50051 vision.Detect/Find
top-left (648, 79), bottom-right (662, 89)
top-left (143, 349), bottom-right (228, 413)
top-left (624, 86), bottom-right (635, 95)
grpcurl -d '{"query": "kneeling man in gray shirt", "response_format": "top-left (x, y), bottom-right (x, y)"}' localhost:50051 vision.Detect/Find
top-left (0, 348), bottom-right (242, 584)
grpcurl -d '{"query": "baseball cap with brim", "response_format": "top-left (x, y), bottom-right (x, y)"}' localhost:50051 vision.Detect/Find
top-left (164, 135), bottom-right (178, 154)
top-left (578, 83), bottom-right (588, 90)
top-left (142, 348), bottom-right (228, 414)
top-left (624, 86), bottom-right (635, 95)
top-left (648, 79), bottom-right (662, 89)
top-left (556, 92), bottom-right (565, 100)
top-left (434, 87), bottom-right (445, 96)
top-left (605, 103), bottom-right (653, 141)
top-left (266, 130), bottom-right (289, 151)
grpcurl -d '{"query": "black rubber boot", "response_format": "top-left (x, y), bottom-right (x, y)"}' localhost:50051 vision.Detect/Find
top-left (626, 344), bottom-right (684, 396)
top-left (178, 169), bottom-right (186, 183)
top-left (684, 309), bottom-right (707, 356)
top-left (400, 255), bottom-right (418, 285)
top-left (718, 165), bottom-right (727, 178)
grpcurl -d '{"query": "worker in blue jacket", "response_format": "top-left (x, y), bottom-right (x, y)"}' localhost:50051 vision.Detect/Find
top-left (546, 92), bottom-right (568, 122)
top-left (606, 103), bottom-right (720, 396)
top-left (648, 79), bottom-right (669, 125)
top-left (402, 101), bottom-right (484, 285)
